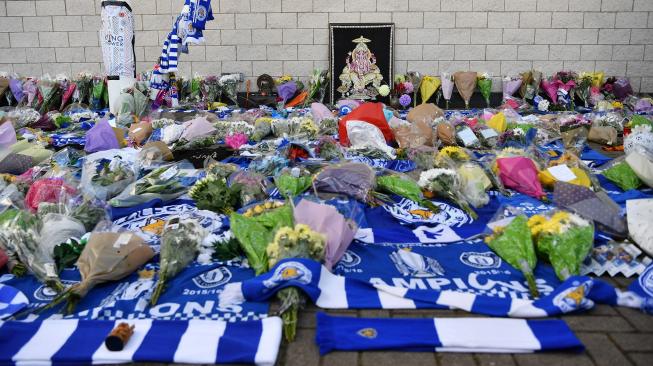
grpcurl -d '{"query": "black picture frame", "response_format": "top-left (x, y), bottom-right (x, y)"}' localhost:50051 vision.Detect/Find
top-left (329, 23), bottom-right (395, 105)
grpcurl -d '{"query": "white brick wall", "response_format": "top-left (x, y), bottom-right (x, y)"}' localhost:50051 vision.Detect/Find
top-left (0, 0), bottom-right (651, 91)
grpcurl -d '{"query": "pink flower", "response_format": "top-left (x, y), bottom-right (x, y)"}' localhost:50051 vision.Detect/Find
top-left (403, 82), bottom-right (414, 94)
top-left (225, 133), bottom-right (248, 150)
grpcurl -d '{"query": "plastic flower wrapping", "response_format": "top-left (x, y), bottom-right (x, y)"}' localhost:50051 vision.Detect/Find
top-left (418, 168), bottom-right (477, 219)
top-left (496, 156), bottom-right (545, 199)
top-left (41, 228), bottom-right (155, 314)
top-left (267, 223), bottom-right (325, 342)
top-left (440, 72), bottom-right (454, 108)
top-left (150, 218), bottom-right (206, 305)
top-left (528, 211), bottom-right (594, 280)
top-left (485, 215), bottom-right (539, 297)
top-left (477, 72), bottom-right (493, 107)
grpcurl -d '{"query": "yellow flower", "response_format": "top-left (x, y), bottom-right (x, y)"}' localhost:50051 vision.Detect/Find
top-left (436, 146), bottom-right (469, 165)
top-left (551, 211), bottom-right (570, 222)
top-left (527, 215), bottom-right (546, 228)
top-left (612, 101), bottom-right (623, 109)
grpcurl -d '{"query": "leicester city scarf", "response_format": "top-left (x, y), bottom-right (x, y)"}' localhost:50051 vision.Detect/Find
top-left (219, 258), bottom-right (653, 317)
top-left (0, 317), bottom-right (281, 366)
top-left (3, 260), bottom-right (268, 322)
top-left (0, 284), bottom-right (28, 320)
top-left (316, 313), bottom-right (583, 354)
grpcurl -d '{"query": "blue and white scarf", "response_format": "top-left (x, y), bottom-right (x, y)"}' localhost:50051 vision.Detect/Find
top-left (0, 317), bottom-right (281, 366)
top-left (0, 284), bottom-right (28, 320)
top-left (219, 258), bottom-right (653, 317)
top-left (316, 313), bottom-right (583, 354)
top-left (2, 261), bottom-right (268, 323)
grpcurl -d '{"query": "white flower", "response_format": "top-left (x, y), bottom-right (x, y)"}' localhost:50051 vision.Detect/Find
top-left (513, 127), bottom-right (525, 136)
top-left (537, 99), bottom-right (550, 112)
top-left (632, 124), bottom-right (652, 135)
top-left (197, 251), bottom-right (214, 265)
top-left (219, 74), bottom-right (241, 85)
top-left (418, 168), bottom-right (456, 188)
top-left (478, 72), bottom-right (490, 79)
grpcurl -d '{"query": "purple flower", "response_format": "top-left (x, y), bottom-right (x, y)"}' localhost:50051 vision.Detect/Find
top-left (399, 94), bottom-right (411, 108)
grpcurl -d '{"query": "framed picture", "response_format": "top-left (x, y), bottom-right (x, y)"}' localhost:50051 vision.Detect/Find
top-left (329, 23), bottom-right (395, 104)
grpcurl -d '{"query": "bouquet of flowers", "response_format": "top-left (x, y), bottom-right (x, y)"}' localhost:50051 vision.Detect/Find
top-left (376, 173), bottom-right (440, 213)
top-left (485, 215), bottom-right (539, 297)
top-left (298, 117), bottom-right (319, 139)
top-left (83, 154), bottom-right (137, 201)
top-left (520, 70), bottom-right (542, 100)
top-left (267, 224), bottom-right (325, 341)
top-left (454, 71), bottom-right (477, 109)
top-left (74, 72), bottom-right (94, 105)
top-left (134, 164), bottom-right (186, 195)
top-left (418, 168), bottom-right (477, 219)
top-left (214, 120), bottom-right (255, 140)
top-left (90, 76), bottom-right (106, 110)
top-left (150, 218), bottom-right (205, 305)
top-left (477, 72), bottom-right (493, 107)
top-left (560, 114), bottom-right (591, 155)
top-left (502, 75), bottom-right (522, 101)
top-left (601, 158), bottom-right (643, 191)
top-left (251, 117), bottom-right (273, 142)
top-left (457, 161), bottom-right (491, 208)
top-left (528, 211), bottom-right (594, 280)
top-left (230, 204), bottom-right (294, 275)
top-left (625, 145), bottom-right (653, 188)
top-left (406, 146), bottom-right (436, 170)
top-left (7, 107), bottom-right (41, 129)
top-left (275, 167), bottom-right (313, 198)
top-left (441, 72), bottom-right (454, 109)
top-left (495, 155), bottom-right (545, 199)
top-left (201, 75), bottom-right (221, 107)
top-left (454, 121), bottom-right (482, 149)
top-left (42, 230), bottom-right (154, 314)
top-left (250, 155), bottom-right (289, 177)
top-left (418, 75), bottom-right (440, 105)
top-left (315, 136), bottom-right (344, 161)
top-left (38, 76), bottom-right (61, 114)
top-left (304, 69), bottom-right (329, 106)
top-left (576, 73), bottom-right (594, 107)
top-left (313, 163), bottom-right (376, 202)
top-left (318, 118), bottom-right (338, 135)
top-left (0, 209), bottom-right (64, 293)
top-left (219, 73), bottom-right (241, 106)
top-left (228, 170), bottom-right (268, 206)
top-left (189, 175), bottom-right (241, 214)
top-left (110, 162), bottom-right (191, 207)
top-left (435, 146), bottom-right (471, 167)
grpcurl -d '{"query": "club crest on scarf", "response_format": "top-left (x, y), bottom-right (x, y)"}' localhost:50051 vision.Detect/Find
top-left (460, 252), bottom-right (502, 269)
top-left (390, 248), bottom-right (444, 277)
top-left (412, 225), bottom-right (463, 243)
top-left (357, 328), bottom-right (378, 339)
top-left (553, 281), bottom-right (594, 312)
top-left (384, 198), bottom-right (471, 227)
top-left (263, 261), bottom-right (313, 289)
top-left (337, 250), bottom-right (362, 268)
top-left (113, 203), bottom-right (225, 246)
top-left (639, 265), bottom-right (653, 297)
top-left (34, 280), bottom-right (78, 301)
top-left (192, 267), bottom-right (232, 289)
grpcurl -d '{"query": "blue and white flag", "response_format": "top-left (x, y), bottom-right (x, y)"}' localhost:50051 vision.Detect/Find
top-left (219, 258), bottom-right (652, 317)
top-left (0, 284), bottom-right (28, 320)
top-left (360, 192), bottom-right (555, 244)
top-left (0, 317), bottom-right (281, 366)
top-left (316, 313), bottom-right (583, 354)
top-left (2, 261), bottom-right (268, 322)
